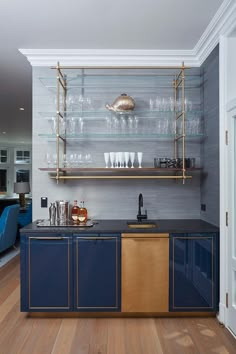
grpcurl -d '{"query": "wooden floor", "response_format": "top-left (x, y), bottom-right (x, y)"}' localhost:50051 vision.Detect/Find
top-left (1, 256), bottom-right (236, 354)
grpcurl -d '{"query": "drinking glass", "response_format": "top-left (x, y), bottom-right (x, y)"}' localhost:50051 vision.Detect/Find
top-left (128, 116), bottom-right (133, 132)
top-left (78, 118), bottom-right (84, 133)
top-left (45, 153), bottom-right (52, 168)
top-left (115, 152), bottom-right (119, 168)
top-left (48, 117), bottom-right (57, 134)
top-left (124, 152), bottom-right (130, 168)
top-left (85, 153), bottom-right (92, 165)
top-left (110, 152), bottom-right (115, 168)
top-left (130, 152), bottom-right (135, 168)
top-left (134, 116), bottom-right (139, 132)
top-left (137, 152), bottom-right (143, 168)
top-left (118, 152), bottom-right (124, 168)
top-left (104, 152), bottom-right (110, 168)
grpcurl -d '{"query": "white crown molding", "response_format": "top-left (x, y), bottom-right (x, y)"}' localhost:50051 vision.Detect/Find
top-left (194, 0), bottom-right (236, 65)
top-left (19, 0), bottom-right (236, 68)
top-left (19, 48), bottom-right (198, 67)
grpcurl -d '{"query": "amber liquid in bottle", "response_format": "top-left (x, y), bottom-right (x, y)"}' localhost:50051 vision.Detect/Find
top-left (78, 201), bottom-right (88, 224)
top-left (71, 200), bottom-right (79, 223)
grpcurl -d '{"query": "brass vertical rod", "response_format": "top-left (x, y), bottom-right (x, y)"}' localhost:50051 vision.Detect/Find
top-left (181, 62), bottom-right (186, 184)
top-left (174, 76), bottom-right (177, 160)
top-left (63, 74), bottom-right (67, 164)
top-left (56, 62), bottom-right (60, 184)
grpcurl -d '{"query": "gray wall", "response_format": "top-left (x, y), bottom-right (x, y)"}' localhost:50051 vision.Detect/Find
top-left (200, 45), bottom-right (219, 226)
top-left (32, 67), bottom-right (202, 220)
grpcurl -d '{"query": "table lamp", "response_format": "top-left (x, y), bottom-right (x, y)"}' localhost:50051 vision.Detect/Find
top-left (14, 182), bottom-right (30, 208)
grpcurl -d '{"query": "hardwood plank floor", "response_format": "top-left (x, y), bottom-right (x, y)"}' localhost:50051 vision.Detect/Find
top-left (0, 255), bottom-right (236, 354)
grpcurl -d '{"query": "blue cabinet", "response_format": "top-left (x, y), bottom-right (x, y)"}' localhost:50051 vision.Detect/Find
top-left (169, 233), bottom-right (219, 312)
top-left (21, 234), bottom-right (73, 311)
top-left (74, 234), bottom-right (121, 311)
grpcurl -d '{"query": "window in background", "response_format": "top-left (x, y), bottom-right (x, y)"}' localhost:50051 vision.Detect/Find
top-left (14, 150), bottom-right (31, 164)
top-left (0, 169), bottom-right (7, 193)
top-left (15, 169), bottom-right (30, 183)
top-left (0, 149), bottom-right (8, 164)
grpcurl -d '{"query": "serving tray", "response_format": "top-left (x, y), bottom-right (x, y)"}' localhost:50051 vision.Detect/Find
top-left (36, 219), bottom-right (94, 227)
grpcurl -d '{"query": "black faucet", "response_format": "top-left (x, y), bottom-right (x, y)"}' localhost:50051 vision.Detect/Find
top-left (137, 193), bottom-right (148, 222)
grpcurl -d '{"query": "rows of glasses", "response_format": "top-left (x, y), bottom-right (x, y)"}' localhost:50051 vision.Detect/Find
top-left (44, 153), bottom-right (92, 168)
top-left (104, 152), bottom-right (143, 168)
top-left (48, 117), bottom-right (84, 135)
top-left (47, 114), bottom-right (203, 137)
top-left (54, 94), bottom-right (196, 113)
top-left (149, 97), bottom-right (194, 112)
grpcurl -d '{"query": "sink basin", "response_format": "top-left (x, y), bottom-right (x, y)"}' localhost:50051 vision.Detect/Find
top-left (127, 222), bottom-right (157, 229)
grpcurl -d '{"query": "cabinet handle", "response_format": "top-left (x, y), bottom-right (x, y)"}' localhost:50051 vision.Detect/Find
top-left (127, 237), bottom-right (162, 240)
top-left (78, 237), bottom-right (115, 240)
top-left (30, 237), bottom-right (65, 240)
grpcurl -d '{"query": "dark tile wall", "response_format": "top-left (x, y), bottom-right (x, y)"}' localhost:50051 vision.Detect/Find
top-left (200, 45), bottom-right (219, 226)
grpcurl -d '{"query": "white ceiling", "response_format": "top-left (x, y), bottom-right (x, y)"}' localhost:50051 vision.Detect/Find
top-left (0, 0), bottom-right (225, 145)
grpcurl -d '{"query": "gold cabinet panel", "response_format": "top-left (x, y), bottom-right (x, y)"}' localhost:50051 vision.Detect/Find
top-left (122, 233), bottom-right (169, 312)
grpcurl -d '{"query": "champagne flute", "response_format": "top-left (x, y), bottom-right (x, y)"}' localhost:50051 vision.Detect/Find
top-left (104, 152), bottom-right (110, 168)
top-left (110, 152), bottom-right (115, 168)
top-left (124, 152), bottom-right (130, 168)
top-left (130, 152), bottom-right (135, 168)
top-left (137, 152), bottom-right (143, 168)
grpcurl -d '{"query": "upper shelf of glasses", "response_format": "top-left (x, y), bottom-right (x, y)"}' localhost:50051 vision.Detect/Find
top-left (38, 109), bottom-right (203, 119)
top-left (39, 67), bottom-right (202, 90)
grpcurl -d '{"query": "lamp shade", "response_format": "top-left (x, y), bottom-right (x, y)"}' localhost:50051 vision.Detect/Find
top-left (14, 182), bottom-right (30, 194)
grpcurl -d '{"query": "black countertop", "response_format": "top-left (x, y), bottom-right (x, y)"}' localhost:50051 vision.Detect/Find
top-left (20, 219), bottom-right (219, 235)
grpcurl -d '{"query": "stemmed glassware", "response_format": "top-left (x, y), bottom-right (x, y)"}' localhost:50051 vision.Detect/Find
top-left (130, 152), bottom-right (135, 168)
top-left (137, 152), bottom-right (143, 168)
top-left (45, 153), bottom-right (52, 168)
top-left (118, 152), bottom-right (124, 168)
top-left (104, 152), bottom-right (110, 168)
top-left (124, 152), bottom-right (130, 168)
top-left (110, 152), bottom-right (115, 168)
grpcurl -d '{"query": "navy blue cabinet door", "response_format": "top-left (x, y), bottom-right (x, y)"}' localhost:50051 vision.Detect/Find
top-left (169, 233), bottom-right (219, 311)
top-left (74, 234), bottom-right (121, 311)
top-left (21, 235), bottom-right (73, 311)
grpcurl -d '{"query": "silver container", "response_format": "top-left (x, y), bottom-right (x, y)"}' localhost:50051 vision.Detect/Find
top-left (49, 202), bottom-right (56, 224)
top-left (56, 200), bottom-right (69, 222)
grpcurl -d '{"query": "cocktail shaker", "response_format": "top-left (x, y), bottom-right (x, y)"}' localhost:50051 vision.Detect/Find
top-left (49, 202), bottom-right (56, 224)
top-left (56, 200), bottom-right (69, 222)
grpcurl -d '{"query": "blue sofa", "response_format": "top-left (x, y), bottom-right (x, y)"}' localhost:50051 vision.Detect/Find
top-left (0, 204), bottom-right (20, 253)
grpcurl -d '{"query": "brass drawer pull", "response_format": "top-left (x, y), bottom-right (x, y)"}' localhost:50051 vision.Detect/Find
top-left (30, 237), bottom-right (65, 240)
top-left (78, 237), bottom-right (115, 240)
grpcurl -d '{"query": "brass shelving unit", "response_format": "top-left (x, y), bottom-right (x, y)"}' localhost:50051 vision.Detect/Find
top-left (40, 62), bottom-right (200, 183)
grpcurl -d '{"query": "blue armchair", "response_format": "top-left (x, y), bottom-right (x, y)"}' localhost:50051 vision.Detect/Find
top-left (0, 204), bottom-right (20, 253)
top-left (18, 202), bottom-right (32, 228)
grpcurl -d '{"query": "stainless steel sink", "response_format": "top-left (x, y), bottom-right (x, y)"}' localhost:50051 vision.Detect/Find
top-left (127, 222), bottom-right (157, 229)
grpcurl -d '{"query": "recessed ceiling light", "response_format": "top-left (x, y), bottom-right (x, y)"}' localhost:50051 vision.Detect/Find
top-left (2, 132), bottom-right (6, 134)
top-left (19, 107), bottom-right (25, 111)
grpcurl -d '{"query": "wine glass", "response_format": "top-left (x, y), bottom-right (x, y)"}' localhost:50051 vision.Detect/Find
top-left (104, 152), bottom-right (109, 168)
top-left (45, 153), bottom-right (52, 168)
top-left (137, 152), bottom-right (143, 168)
top-left (130, 152), bottom-right (135, 168)
top-left (124, 152), bottom-right (130, 168)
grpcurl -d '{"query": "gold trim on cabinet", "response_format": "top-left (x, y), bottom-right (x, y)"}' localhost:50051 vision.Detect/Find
top-left (76, 236), bottom-right (119, 310)
top-left (28, 236), bottom-right (71, 310)
top-left (172, 236), bottom-right (214, 310)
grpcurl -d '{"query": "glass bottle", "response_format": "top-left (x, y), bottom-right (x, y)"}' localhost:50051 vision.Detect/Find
top-left (71, 200), bottom-right (79, 223)
top-left (78, 201), bottom-right (88, 224)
